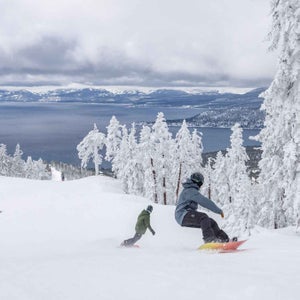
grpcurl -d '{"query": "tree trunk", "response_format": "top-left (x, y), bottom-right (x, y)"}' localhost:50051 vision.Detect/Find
top-left (163, 176), bottom-right (167, 205)
top-left (151, 158), bottom-right (158, 203)
top-left (175, 163), bottom-right (182, 203)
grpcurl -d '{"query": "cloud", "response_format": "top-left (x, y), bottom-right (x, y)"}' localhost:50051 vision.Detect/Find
top-left (0, 0), bottom-right (277, 87)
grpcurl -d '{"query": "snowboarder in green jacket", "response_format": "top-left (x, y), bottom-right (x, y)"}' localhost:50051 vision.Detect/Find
top-left (121, 205), bottom-right (155, 247)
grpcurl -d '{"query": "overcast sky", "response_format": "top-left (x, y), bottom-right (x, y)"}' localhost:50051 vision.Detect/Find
top-left (0, 0), bottom-right (277, 88)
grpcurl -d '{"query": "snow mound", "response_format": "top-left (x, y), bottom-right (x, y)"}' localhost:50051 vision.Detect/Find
top-left (0, 175), bottom-right (299, 300)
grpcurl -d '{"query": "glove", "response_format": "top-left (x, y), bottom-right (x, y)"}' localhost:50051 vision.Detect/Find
top-left (151, 229), bottom-right (156, 236)
top-left (221, 212), bottom-right (224, 218)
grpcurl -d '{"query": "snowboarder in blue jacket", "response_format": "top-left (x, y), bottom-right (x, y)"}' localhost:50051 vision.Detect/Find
top-left (175, 172), bottom-right (231, 243)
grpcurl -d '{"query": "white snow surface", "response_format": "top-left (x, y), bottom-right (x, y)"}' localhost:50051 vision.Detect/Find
top-left (0, 175), bottom-right (299, 300)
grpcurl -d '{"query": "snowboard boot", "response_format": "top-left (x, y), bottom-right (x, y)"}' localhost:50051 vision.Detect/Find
top-left (217, 237), bottom-right (238, 243)
top-left (204, 237), bottom-right (224, 243)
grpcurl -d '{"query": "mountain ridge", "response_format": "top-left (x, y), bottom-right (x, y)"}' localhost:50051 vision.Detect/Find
top-left (0, 87), bottom-right (266, 105)
top-left (0, 87), bottom-right (266, 128)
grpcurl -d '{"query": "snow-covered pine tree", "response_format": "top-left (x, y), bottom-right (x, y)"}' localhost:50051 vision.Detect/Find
top-left (255, 0), bottom-right (300, 228)
top-left (24, 156), bottom-right (34, 179)
top-left (173, 122), bottom-right (204, 203)
top-left (111, 126), bottom-right (131, 192)
top-left (0, 143), bottom-right (49, 179)
top-left (191, 129), bottom-right (204, 168)
top-left (105, 116), bottom-right (123, 163)
top-left (202, 157), bottom-right (214, 200)
top-left (174, 120), bottom-right (191, 202)
top-left (139, 125), bottom-right (158, 203)
top-left (0, 144), bottom-right (11, 176)
top-left (77, 124), bottom-right (106, 175)
top-left (25, 158), bottom-right (48, 180)
top-left (12, 144), bottom-right (25, 177)
top-left (151, 112), bottom-right (174, 205)
top-left (190, 129), bottom-right (204, 180)
top-left (33, 158), bottom-right (50, 180)
top-left (210, 151), bottom-right (230, 210)
top-left (123, 123), bottom-right (143, 195)
top-left (225, 123), bottom-right (253, 236)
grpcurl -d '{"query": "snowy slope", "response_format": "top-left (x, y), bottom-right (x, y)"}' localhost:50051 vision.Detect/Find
top-left (0, 175), bottom-right (299, 300)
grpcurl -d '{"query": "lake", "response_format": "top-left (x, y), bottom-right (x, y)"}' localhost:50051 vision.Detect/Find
top-left (0, 102), bottom-right (260, 166)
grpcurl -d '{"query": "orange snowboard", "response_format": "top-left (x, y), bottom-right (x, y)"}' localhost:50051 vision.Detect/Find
top-left (198, 240), bottom-right (247, 251)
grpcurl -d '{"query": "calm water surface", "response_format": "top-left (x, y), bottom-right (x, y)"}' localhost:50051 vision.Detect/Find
top-left (0, 102), bottom-right (260, 165)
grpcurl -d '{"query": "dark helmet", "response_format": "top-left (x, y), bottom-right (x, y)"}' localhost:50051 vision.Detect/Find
top-left (146, 205), bottom-right (153, 213)
top-left (190, 172), bottom-right (204, 186)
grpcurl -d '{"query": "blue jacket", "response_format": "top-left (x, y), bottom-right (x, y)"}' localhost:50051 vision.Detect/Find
top-left (175, 179), bottom-right (223, 225)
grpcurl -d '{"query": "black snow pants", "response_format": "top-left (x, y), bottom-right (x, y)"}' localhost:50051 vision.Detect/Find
top-left (182, 211), bottom-right (229, 243)
top-left (123, 233), bottom-right (143, 246)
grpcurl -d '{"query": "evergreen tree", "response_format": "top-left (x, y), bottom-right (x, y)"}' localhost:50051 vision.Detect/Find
top-left (210, 151), bottom-right (230, 209)
top-left (112, 126), bottom-right (130, 192)
top-left (105, 116), bottom-right (123, 162)
top-left (12, 144), bottom-right (25, 177)
top-left (225, 124), bottom-right (253, 235)
top-left (24, 156), bottom-right (35, 179)
top-left (174, 120), bottom-right (191, 202)
top-left (129, 124), bottom-right (145, 195)
top-left (139, 125), bottom-right (158, 203)
top-left (256, 0), bottom-right (300, 228)
top-left (190, 129), bottom-right (204, 181)
top-left (0, 143), bottom-right (49, 180)
top-left (0, 144), bottom-right (11, 176)
top-left (191, 129), bottom-right (204, 168)
top-left (173, 122), bottom-right (204, 202)
top-left (34, 158), bottom-right (50, 180)
top-left (202, 157), bottom-right (214, 200)
top-left (151, 112), bottom-right (174, 205)
top-left (122, 124), bottom-right (142, 195)
top-left (77, 124), bottom-right (106, 175)
top-left (25, 158), bottom-right (48, 180)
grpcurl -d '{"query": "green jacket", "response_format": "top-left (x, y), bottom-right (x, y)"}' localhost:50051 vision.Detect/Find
top-left (135, 210), bottom-right (154, 234)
